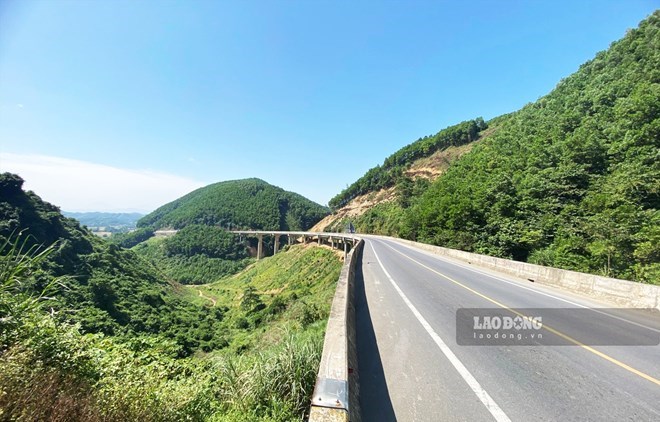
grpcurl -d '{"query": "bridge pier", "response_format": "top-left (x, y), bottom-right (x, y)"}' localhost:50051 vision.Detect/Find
top-left (231, 231), bottom-right (357, 260)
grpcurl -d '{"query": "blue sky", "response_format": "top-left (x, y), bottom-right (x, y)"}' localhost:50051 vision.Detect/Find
top-left (0, 0), bottom-right (657, 212)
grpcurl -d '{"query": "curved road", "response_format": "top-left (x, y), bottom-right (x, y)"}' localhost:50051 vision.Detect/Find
top-left (356, 236), bottom-right (660, 421)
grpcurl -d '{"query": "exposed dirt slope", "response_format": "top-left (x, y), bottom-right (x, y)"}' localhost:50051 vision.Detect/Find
top-left (313, 126), bottom-right (499, 232)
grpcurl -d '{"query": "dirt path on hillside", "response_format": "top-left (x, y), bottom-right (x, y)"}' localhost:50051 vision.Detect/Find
top-left (197, 289), bottom-right (217, 307)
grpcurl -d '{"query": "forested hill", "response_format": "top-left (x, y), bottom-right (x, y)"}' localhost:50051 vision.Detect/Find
top-left (335, 12), bottom-right (660, 283)
top-left (329, 117), bottom-right (488, 209)
top-left (0, 172), bottom-right (229, 355)
top-left (138, 178), bottom-right (329, 231)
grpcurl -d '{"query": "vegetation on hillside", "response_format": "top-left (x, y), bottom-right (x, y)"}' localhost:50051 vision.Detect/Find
top-left (337, 13), bottom-right (660, 282)
top-left (0, 173), bottom-right (229, 355)
top-left (134, 225), bottom-right (253, 285)
top-left (329, 118), bottom-right (487, 209)
top-left (1, 235), bottom-right (339, 421)
top-left (138, 178), bottom-right (329, 231)
top-left (0, 177), bottom-right (343, 420)
top-left (196, 244), bottom-right (342, 353)
top-left (110, 226), bottom-right (155, 248)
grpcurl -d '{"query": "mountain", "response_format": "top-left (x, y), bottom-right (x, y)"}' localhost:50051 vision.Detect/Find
top-left (131, 178), bottom-right (329, 284)
top-left (314, 118), bottom-right (497, 232)
top-left (328, 12), bottom-right (660, 283)
top-left (137, 178), bottom-right (329, 231)
top-left (63, 211), bottom-right (143, 230)
top-left (328, 117), bottom-right (488, 210)
top-left (0, 172), bottom-right (227, 355)
top-left (0, 172), bottom-right (341, 421)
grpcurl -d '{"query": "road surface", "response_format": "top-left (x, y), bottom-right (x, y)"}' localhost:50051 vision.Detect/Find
top-left (356, 236), bottom-right (660, 421)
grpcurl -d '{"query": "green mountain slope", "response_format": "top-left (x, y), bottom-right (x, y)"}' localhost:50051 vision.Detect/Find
top-left (329, 118), bottom-right (488, 209)
top-left (0, 173), bottom-right (227, 355)
top-left (336, 12), bottom-right (660, 282)
top-left (193, 244), bottom-right (342, 353)
top-left (1, 172), bottom-right (342, 420)
top-left (133, 224), bottom-right (252, 284)
top-left (138, 178), bottom-right (329, 231)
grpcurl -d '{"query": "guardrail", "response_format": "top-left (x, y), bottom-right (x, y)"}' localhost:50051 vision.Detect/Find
top-left (388, 236), bottom-right (660, 309)
top-left (309, 238), bottom-right (363, 422)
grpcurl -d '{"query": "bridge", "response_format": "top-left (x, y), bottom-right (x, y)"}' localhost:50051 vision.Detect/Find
top-left (231, 230), bottom-right (359, 259)
top-left (233, 231), bottom-right (660, 421)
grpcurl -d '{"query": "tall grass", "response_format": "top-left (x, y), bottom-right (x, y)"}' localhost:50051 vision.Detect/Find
top-left (1, 234), bottom-right (330, 421)
top-left (210, 325), bottom-right (323, 421)
top-left (1, 233), bottom-right (61, 322)
top-left (1, 317), bottom-right (324, 421)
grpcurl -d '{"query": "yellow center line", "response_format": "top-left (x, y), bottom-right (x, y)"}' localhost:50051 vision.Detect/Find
top-left (379, 240), bottom-right (660, 387)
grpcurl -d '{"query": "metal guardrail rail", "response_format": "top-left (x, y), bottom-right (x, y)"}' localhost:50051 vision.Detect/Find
top-left (308, 238), bottom-right (363, 422)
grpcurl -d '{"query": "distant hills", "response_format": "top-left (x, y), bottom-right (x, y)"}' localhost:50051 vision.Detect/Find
top-left (325, 11), bottom-right (660, 283)
top-left (137, 178), bottom-right (329, 231)
top-left (63, 211), bottom-right (143, 231)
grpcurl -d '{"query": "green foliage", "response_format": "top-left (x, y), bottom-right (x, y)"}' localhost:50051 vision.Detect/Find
top-left (240, 286), bottom-right (264, 312)
top-left (0, 174), bottom-right (230, 355)
top-left (1, 229), bottom-right (339, 421)
top-left (133, 229), bottom-right (252, 285)
top-left (137, 178), bottom-right (329, 231)
top-left (196, 245), bottom-right (341, 351)
top-left (1, 306), bottom-right (324, 421)
top-left (326, 178), bottom-right (430, 237)
top-left (0, 233), bottom-right (66, 351)
top-left (329, 118), bottom-right (487, 209)
top-left (358, 202), bottom-right (408, 236)
top-left (110, 227), bottom-right (154, 248)
top-left (164, 225), bottom-right (248, 260)
top-left (402, 13), bottom-right (660, 282)
top-left (208, 326), bottom-right (323, 421)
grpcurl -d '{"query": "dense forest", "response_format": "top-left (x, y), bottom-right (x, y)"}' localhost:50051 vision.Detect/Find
top-left (337, 12), bottom-right (659, 283)
top-left (133, 225), bottom-right (253, 284)
top-left (0, 173), bottom-right (228, 355)
top-left (329, 118), bottom-right (487, 209)
top-left (138, 178), bottom-right (329, 231)
top-left (130, 177), bottom-right (329, 285)
top-left (0, 172), bottom-right (342, 420)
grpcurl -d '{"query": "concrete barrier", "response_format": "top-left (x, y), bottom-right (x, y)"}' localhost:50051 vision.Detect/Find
top-left (387, 236), bottom-right (660, 309)
top-left (309, 238), bottom-right (363, 422)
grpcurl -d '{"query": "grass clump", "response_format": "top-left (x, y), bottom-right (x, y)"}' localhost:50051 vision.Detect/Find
top-left (1, 235), bottom-right (339, 421)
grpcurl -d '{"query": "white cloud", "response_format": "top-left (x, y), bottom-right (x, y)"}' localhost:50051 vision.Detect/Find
top-left (0, 153), bottom-right (205, 213)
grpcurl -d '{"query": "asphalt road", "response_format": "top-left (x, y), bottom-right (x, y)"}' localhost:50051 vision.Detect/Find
top-left (356, 236), bottom-right (660, 421)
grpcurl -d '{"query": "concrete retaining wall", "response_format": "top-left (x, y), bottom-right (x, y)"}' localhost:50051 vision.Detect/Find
top-left (389, 236), bottom-right (660, 309)
top-left (309, 239), bottom-right (363, 422)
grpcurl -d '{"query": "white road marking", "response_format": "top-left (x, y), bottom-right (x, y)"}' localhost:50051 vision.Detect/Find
top-left (369, 241), bottom-right (512, 422)
top-left (382, 238), bottom-right (660, 333)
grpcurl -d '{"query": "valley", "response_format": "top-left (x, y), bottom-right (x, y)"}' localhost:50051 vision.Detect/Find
top-left (1, 9), bottom-right (659, 422)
